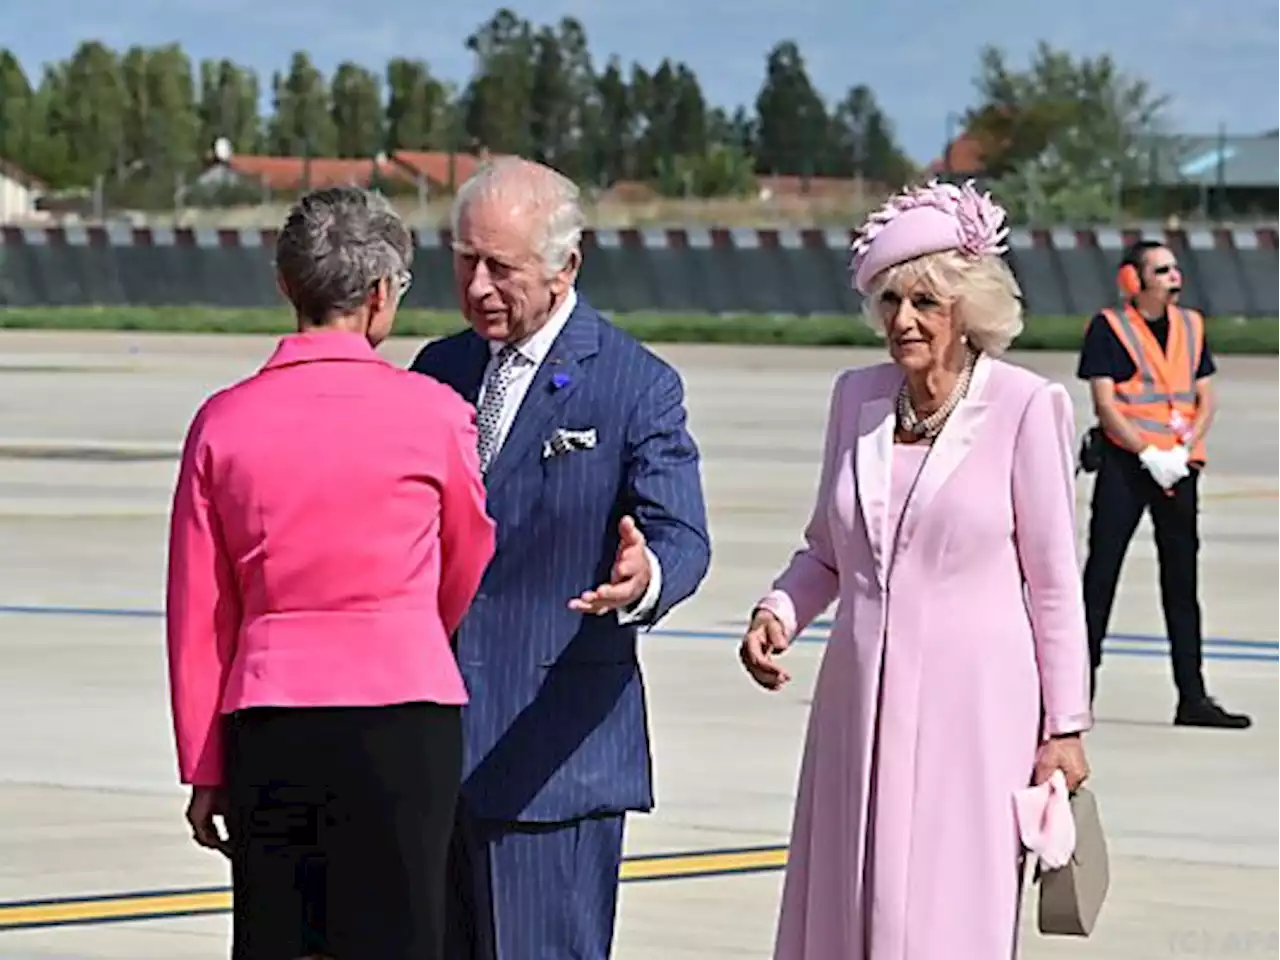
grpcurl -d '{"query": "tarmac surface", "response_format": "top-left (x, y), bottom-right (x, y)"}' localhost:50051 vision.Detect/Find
top-left (0, 330), bottom-right (1275, 959)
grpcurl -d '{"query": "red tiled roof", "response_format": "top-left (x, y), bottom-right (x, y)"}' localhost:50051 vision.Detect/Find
top-left (221, 155), bottom-right (392, 191)
top-left (214, 151), bottom-right (490, 193)
top-left (390, 151), bottom-right (488, 189)
top-left (928, 132), bottom-right (987, 176)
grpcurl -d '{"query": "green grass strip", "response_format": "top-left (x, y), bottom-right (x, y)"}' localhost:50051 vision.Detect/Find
top-left (1, 307), bottom-right (1275, 354)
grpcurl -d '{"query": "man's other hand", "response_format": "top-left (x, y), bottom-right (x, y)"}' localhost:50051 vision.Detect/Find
top-left (569, 516), bottom-right (652, 615)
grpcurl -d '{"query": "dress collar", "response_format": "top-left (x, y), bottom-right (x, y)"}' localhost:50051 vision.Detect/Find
top-left (260, 329), bottom-right (382, 371)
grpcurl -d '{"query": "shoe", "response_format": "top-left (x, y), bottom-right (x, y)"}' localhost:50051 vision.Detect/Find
top-left (1173, 696), bottom-right (1252, 729)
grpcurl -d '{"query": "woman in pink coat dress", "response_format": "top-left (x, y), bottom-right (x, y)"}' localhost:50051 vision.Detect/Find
top-left (739, 180), bottom-right (1094, 960)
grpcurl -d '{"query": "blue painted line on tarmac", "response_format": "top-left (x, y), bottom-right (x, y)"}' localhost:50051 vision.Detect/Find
top-left (653, 628), bottom-right (1277, 662)
top-left (0, 603), bottom-right (162, 619)
top-left (807, 618), bottom-right (1277, 651)
top-left (1, 603), bottom-right (1275, 663)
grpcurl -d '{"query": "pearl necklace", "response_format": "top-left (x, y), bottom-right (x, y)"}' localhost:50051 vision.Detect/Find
top-left (896, 349), bottom-right (978, 440)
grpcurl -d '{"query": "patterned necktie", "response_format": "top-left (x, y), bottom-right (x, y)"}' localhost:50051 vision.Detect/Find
top-left (475, 345), bottom-right (522, 473)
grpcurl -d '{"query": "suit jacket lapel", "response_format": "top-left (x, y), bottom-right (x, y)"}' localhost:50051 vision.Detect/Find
top-left (895, 353), bottom-right (993, 555)
top-left (484, 305), bottom-right (600, 488)
top-left (455, 332), bottom-right (492, 406)
top-left (856, 394), bottom-right (896, 587)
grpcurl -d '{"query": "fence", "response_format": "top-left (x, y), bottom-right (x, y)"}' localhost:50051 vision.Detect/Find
top-left (1, 225), bottom-right (1277, 318)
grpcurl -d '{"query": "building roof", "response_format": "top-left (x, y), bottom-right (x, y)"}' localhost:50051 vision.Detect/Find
top-left (930, 125), bottom-right (1278, 189)
top-left (1142, 133), bottom-right (1278, 188)
top-left (928, 132), bottom-right (987, 177)
top-left (204, 151), bottom-right (488, 193)
top-left (0, 158), bottom-right (47, 191)
top-left (213, 155), bottom-right (393, 191)
top-left (389, 151), bottom-right (486, 189)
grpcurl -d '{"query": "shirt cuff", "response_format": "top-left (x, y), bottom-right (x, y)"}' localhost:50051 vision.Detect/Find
top-left (617, 546), bottom-right (662, 625)
top-left (754, 590), bottom-right (797, 640)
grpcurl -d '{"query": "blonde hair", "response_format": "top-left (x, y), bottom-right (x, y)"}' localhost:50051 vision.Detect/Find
top-left (859, 250), bottom-right (1024, 357)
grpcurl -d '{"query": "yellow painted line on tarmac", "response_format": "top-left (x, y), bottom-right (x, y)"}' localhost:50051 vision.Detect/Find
top-left (620, 844), bottom-right (787, 882)
top-left (0, 887), bottom-right (231, 930)
top-left (0, 845), bottom-right (789, 931)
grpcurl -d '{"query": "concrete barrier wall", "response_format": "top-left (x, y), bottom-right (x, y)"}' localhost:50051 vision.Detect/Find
top-left (1, 225), bottom-right (1277, 317)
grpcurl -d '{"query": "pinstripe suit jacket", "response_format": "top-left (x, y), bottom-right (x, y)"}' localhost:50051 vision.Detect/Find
top-left (410, 297), bottom-right (711, 822)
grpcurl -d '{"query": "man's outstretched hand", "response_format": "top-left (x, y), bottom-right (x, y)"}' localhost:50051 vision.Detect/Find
top-left (569, 516), bottom-right (652, 615)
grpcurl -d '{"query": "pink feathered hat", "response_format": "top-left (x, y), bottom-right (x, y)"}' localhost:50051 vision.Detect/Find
top-left (849, 179), bottom-right (1010, 295)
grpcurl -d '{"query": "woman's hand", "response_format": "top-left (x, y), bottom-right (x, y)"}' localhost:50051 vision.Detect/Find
top-left (739, 608), bottom-right (792, 690)
top-left (1033, 733), bottom-right (1090, 791)
top-left (186, 785), bottom-right (231, 857)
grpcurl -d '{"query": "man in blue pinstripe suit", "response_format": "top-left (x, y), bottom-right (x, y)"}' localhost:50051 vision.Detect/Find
top-left (410, 157), bottom-right (711, 958)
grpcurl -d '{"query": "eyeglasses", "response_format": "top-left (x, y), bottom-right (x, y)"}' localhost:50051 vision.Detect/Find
top-left (393, 270), bottom-right (412, 306)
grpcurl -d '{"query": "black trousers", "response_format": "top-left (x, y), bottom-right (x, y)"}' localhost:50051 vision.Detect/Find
top-left (1081, 444), bottom-right (1206, 702)
top-left (224, 701), bottom-right (461, 960)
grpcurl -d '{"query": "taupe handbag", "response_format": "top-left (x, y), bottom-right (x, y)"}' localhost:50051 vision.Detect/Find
top-left (1036, 786), bottom-right (1110, 936)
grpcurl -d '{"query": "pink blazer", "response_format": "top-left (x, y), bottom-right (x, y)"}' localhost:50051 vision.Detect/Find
top-left (165, 331), bottom-right (496, 786)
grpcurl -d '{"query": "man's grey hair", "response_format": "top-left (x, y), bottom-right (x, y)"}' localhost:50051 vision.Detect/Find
top-left (450, 157), bottom-right (585, 279)
top-left (275, 186), bottom-right (413, 323)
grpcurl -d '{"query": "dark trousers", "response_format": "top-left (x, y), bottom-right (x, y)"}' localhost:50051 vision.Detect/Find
top-left (1081, 445), bottom-right (1206, 702)
top-left (224, 701), bottom-right (462, 960)
top-left (445, 803), bottom-right (627, 960)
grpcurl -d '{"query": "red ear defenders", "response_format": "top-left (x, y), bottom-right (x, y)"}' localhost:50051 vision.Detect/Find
top-left (1117, 263), bottom-right (1142, 296)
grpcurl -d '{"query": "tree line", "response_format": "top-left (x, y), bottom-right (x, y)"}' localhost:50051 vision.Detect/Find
top-left (0, 11), bottom-right (1176, 221)
top-left (0, 9), bottom-right (917, 205)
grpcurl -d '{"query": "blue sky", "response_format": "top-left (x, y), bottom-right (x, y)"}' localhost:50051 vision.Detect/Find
top-left (9, 0), bottom-right (1278, 165)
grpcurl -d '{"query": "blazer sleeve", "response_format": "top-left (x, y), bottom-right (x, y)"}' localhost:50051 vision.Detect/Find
top-left (437, 401), bottom-right (497, 636)
top-left (755, 371), bottom-right (847, 639)
top-left (623, 362), bottom-right (712, 626)
top-left (165, 408), bottom-right (242, 787)
top-left (1011, 381), bottom-right (1094, 739)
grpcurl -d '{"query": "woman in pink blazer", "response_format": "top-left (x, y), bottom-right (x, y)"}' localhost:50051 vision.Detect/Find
top-left (738, 181), bottom-right (1094, 959)
top-left (165, 186), bottom-right (495, 960)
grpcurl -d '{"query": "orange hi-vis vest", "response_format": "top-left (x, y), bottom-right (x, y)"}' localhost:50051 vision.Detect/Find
top-left (1100, 303), bottom-right (1207, 464)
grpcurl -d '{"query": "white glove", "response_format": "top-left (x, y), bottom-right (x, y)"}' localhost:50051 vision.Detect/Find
top-left (1138, 445), bottom-right (1189, 490)
top-left (1136, 448), bottom-right (1165, 488)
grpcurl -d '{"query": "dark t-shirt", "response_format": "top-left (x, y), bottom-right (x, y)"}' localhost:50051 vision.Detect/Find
top-left (1076, 309), bottom-right (1216, 383)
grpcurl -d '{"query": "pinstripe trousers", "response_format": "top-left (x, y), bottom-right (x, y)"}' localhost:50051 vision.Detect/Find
top-left (445, 805), bottom-right (627, 959)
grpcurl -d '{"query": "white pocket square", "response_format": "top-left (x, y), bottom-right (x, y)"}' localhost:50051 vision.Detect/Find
top-left (543, 427), bottom-right (597, 459)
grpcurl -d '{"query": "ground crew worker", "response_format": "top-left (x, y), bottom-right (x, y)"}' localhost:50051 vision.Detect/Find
top-left (1076, 239), bottom-right (1251, 729)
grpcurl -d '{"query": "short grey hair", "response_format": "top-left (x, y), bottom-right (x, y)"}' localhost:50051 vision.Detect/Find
top-left (275, 186), bottom-right (413, 323)
top-left (450, 157), bottom-right (585, 279)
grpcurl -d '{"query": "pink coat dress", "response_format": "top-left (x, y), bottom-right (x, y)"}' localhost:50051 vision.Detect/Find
top-left (756, 354), bottom-right (1093, 960)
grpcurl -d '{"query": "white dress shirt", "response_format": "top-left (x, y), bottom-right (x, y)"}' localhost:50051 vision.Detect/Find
top-left (478, 288), bottom-right (663, 625)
